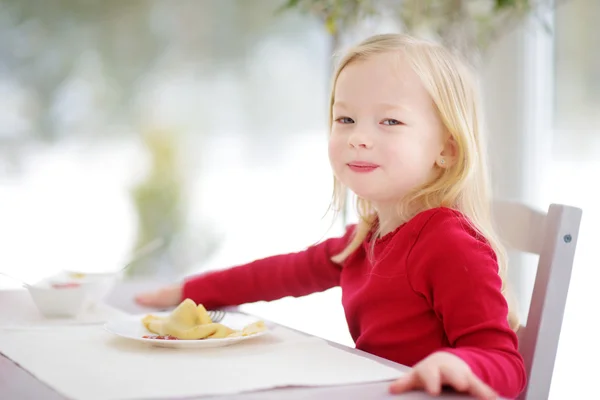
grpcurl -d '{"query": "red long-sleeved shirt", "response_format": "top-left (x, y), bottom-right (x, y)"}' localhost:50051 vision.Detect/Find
top-left (183, 207), bottom-right (526, 398)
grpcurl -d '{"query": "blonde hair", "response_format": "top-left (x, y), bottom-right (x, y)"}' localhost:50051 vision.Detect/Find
top-left (329, 34), bottom-right (519, 331)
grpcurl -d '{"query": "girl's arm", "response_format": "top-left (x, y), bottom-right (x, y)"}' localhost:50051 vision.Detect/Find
top-left (407, 209), bottom-right (527, 399)
top-left (181, 226), bottom-right (355, 309)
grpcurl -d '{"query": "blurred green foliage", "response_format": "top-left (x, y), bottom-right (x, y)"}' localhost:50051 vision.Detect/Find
top-left (278, 0), bottom-right (559, 60)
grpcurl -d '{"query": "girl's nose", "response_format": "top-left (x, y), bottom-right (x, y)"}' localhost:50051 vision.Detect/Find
top-left (347, 126), bottom-right (373, 149)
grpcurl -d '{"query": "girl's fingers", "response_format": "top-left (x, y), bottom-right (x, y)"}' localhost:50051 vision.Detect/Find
top-left (438, 363), bottom-right (497, 399)
top-left (389, 367), bottom-right (442, 396)
top-left (390, 355), bottom-right (497, 400)
top-left (388, 371), bottom-right (417, 394)
top-left (439, 363), bottom-right (470, 393)
top-left (134, 292), bottom-right (155, 305)
top-left (466, 373), bottom-right (498, 400)
top-left (135, 286), bottom-right (181, 308)
top-left (419, 364), bottom-right (442, 395)
top-left (135, 290), bottom-right (165, 307)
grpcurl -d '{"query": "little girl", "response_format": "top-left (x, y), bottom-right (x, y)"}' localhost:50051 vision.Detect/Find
top-left (136, 33), bottom-right (525, 399)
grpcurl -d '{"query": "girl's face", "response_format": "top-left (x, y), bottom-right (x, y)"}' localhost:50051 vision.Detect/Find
top-left (328, 51), bottom-right (451, 209)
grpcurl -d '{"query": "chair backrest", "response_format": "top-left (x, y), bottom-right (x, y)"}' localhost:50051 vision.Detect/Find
top-left (492, 201), bottom-right (582, 400)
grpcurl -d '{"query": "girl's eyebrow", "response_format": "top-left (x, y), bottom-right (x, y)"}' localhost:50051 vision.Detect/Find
top-left (378, 103), bottom-right (411, 113)
top-left (333, 101), bottom-right (412, 114)
top-left (333, 101), bottom-right (408, 109)
top-left (332, 101), bottom-right (350, 109)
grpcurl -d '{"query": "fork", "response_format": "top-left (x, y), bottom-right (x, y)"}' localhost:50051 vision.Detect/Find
top-left (207, 309), bottom-right (226, 323)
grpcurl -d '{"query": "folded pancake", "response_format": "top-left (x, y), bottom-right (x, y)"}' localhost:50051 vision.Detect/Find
top-left (227, 321), bottom-right (267, 338)
top-left (142, 299), bottom-right (266, 340)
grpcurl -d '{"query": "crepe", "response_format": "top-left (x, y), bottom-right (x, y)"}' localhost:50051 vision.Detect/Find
top-left (141, 299), bottom-right (266, 340)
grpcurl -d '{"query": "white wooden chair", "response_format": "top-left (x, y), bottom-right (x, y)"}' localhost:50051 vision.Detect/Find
top-left (493, 201), bottom-right (582, 400)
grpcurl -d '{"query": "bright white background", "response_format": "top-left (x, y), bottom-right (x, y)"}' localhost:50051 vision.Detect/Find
top-left (0, 1), bottom-right (597, 398)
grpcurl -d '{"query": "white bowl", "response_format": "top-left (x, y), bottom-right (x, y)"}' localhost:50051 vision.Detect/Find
top-left (27, 281), bottom-right (97, 318)
top-left (60, 270), bottom-right (121, 303)
top-left (27, 271), bottom-right (120, 318)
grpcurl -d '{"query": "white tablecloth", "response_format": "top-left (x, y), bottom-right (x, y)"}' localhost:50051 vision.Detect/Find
top-left (0, 319), bottom-right (403, 399)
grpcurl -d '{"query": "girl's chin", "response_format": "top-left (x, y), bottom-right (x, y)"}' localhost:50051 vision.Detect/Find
top-left (346, 186), bottom-right (406, 205)
top-left (345, 187), bottom-right (382, 202)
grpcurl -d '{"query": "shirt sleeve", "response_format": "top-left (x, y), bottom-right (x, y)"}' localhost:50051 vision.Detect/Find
top-left (406, 209), bottom-right (527, 398)
top-left (181, 226), bottom-right (355, 309)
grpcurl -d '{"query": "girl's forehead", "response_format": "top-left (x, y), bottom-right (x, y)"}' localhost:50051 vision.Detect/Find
top-left (334, 53), bottom-right (431, 108)
top-left (339, 52), bottom-right (413, 81)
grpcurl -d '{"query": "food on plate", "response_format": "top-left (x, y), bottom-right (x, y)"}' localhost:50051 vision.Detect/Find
top-left (141, 299), bottom-right (266, 340)
top-left (142, 335), bottom-right (179, 340)
top-left (50, 282), bottom-right (81, 289)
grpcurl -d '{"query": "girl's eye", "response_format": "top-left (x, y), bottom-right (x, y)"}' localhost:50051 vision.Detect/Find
top-left (381, 119), bottom-right (403, 126)
top-left (335, 117), bottom-right (354, 124)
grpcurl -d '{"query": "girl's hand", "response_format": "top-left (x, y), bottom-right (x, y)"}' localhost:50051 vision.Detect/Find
top-left (389, 352), bottom-right (497, 399)
top-left (135, 284), bottom-right (182, 308)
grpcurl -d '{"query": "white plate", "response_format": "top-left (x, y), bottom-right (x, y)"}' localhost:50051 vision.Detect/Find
top-left (104, 311), bottom-right (269, 349)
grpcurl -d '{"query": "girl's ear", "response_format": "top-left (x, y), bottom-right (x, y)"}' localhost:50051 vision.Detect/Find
top-left (436, 136), bottom-right (458, 168)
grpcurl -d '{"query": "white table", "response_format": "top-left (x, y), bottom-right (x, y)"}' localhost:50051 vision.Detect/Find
top-left (0, 280), bottom-right (482, 399)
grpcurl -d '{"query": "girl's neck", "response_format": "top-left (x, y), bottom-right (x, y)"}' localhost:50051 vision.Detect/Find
top-left (374, 205), bottom-right (408, 238)
top-left (373, 201), bottom-right (430, 238)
